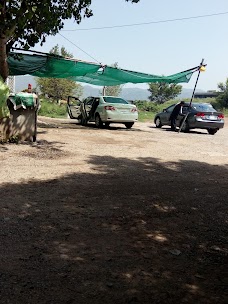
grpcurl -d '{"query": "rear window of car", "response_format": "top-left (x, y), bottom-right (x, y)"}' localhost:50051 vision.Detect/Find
top-left (192, 103), bottom-right (216, 112)
top-left (166, 105), bottom-right (175, 113)
top-left (103, 97), bottom-right (128, 104)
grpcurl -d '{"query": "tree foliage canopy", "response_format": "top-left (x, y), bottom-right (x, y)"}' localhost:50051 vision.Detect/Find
top-left (148, 82), bottom-right (182, 104)
top-left (0, 1), bottom-right (94, 53)
top-left (105, 86), bottom-right (122, 97)
top-left (217, 78), bottom-right (228, 108)
top-left (0, 0), bottom-right (139, 49)
top-left (0, 0), bottom-right (140, 80)
top-left (36, 45), bottom-right (83, 101)
top-left (104, 63), bottom-right (122, 97)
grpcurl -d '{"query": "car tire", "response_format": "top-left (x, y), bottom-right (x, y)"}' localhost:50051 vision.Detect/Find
top-left (95, 114), bottom-right (103, 128)
top-left (180, 119), bottom-right (190, 132)
top-left (207, 128), bottom-right (218, 135)
top-left (155, 117), bottom-right (162, 128)
top-left (81, 116), bottom-right (87, 126)
top-left (77, 114), bottom-right (82, 124)
top-left (125, 122), bottom-right (134, 129)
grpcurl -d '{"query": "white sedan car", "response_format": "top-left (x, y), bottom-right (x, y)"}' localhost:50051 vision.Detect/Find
top-left (67, 96), bottom-right (138, 128)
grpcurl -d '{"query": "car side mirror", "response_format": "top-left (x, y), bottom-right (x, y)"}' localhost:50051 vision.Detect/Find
top-left (163, 109), bottom-right (167, 112)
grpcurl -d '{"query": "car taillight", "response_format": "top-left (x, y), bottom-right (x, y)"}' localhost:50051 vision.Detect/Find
top-left (104, 106), bottom-right (116, 111)
top-left (131, 107), bottom-right (138, 112)
top-left (218, 114), bottom-right (224, 119)
top-left (196, 112), bottom-right (205, 117)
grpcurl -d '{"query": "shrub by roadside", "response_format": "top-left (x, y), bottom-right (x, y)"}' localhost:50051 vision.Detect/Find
top-left (38, 98), bottom-right (68, 118)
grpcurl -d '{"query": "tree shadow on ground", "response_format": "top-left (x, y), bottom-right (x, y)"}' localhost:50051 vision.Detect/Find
top-left (37, 118), bottom-right (149, 133)
top-left (0, 156), bottom-right (227, 304)
top-left (80, 123), bottom-right (147, 133)
top-left (0, 145), bottom-right (8, 152)
top-left (149, 125), bottom-right (209, 135)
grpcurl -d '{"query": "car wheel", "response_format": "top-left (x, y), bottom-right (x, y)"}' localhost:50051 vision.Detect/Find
top-left (77, 114), bottom-right (82, 124)
top-left (180, 119), bottom-right (190, 132)
top-left (155, 117), bottom-right (162, 128)
top-left (81, 116), bottom-right (87, 126)
top-left (95, 114), bottom-right (103, 128)
top-left (207, 128), bottom-right (218, 135)
top-left (125, 122), bottom-right (134, 129)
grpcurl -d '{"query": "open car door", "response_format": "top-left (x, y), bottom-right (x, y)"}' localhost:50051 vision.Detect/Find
top-left (176, 105), bottom-right (189, 127)
top-left (67, 96), bottom-right (82, 119)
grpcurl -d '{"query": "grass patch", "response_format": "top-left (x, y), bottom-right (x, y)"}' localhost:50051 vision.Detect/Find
top-left (138, 111), bottom-right (155, 122)
top-left (222, 108), bottom-right (228, 116)
top-left (38, 98), bottom-right (67, 118)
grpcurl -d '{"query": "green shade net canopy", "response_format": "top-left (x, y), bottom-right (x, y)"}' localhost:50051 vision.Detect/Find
top-left (8, 51), bottom-right (199, 86)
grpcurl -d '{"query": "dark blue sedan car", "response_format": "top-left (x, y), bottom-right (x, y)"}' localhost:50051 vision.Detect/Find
top-left (154, 102), bottom-right (224, 135)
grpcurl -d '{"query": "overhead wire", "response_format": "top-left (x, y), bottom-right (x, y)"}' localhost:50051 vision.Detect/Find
top-left (59, 10), bottom-right (228, 67)
top-left (62, 11), bottom-right (228, 31)
top-left (58, 32), bottom-right (101, 63)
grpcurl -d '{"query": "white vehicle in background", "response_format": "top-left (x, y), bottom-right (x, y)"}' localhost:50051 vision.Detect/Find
top-left (67, 96), bottom-right (138, 129)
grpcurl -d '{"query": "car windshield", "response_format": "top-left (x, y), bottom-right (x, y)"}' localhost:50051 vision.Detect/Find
top-left (103, 97), bottom-right (128, 104)
top-left (192, 103), bottom-right (216, 112)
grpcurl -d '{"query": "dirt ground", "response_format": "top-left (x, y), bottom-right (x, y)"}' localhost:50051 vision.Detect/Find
top-left (0, 116), bottom-right (227, 304)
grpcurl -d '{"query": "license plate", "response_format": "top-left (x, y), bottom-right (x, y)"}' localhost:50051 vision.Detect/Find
top-left (208, 115), bottom-right (217, 120)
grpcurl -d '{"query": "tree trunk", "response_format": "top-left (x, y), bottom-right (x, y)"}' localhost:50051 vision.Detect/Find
top-left (0, 37), bottom-right (9, 82)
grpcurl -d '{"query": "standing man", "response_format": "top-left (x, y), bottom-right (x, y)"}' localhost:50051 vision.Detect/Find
top-left (169, 101), bottom-right (185, 131)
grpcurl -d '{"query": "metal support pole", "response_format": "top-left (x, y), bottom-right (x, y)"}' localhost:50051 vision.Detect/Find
top-left (179, 58), bottom-right (205, 133)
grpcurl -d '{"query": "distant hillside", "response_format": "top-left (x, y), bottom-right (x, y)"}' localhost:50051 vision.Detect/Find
top-left (121, 87), bottom-right (150, 101)
top-left (15, 76), bottom-right (203, 100)
top-left (81, 85), bottom-right (102, 98)
top-left (81, 85), bottom-right (150, 100)
top-left (179, 88), bottom-right (204, 99)
top-left (82, 85), bottom-right (202, 100)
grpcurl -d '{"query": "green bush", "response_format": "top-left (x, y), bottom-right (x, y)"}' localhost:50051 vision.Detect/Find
top-left (135, 99), bottom-right (177, 114)
top-left (38, 98), bottom-right (67, 118)
top-left (134, 100), bottom-right (159, 112)
top-left (138, 111), bottom-right (155, 122)
top-left (135, 97), bottom-right (227, 112)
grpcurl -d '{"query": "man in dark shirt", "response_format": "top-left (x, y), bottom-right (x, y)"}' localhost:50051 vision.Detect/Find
top-left (169, 101), bottom-right (185, 131)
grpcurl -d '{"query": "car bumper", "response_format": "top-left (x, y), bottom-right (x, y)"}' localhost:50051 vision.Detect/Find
top-left (101, 112), bottom-right (138, 123)
top-left (190, 118), bottom-right (224, 129)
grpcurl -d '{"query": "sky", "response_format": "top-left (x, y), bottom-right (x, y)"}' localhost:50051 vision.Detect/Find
top-left (33, 0), bottom-right (228, 91)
